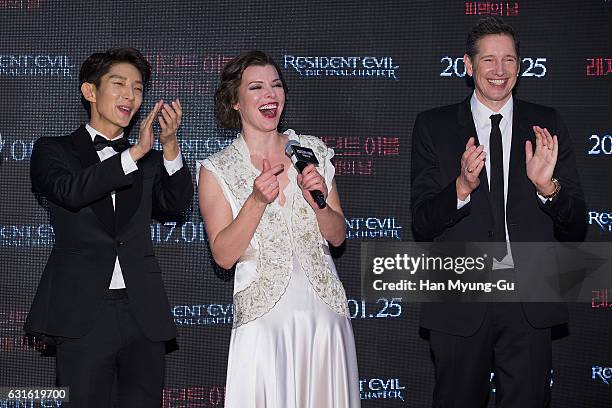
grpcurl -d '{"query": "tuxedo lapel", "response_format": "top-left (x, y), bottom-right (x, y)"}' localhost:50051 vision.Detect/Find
top-left (457, 98), bottom-right (491, 200)
top-left (457, 97), bottom-right (494, 226)
top-left (71, 126), bottom-right (116, 236)
top-left (507, 99), bottom-right (532, 222)
top-left (115, 150), bottom-right (143, 233)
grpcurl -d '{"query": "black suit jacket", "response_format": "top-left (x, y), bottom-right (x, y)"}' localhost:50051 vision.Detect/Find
top-left (410, 97), bottom-right (586, 336)
top-left (25, 126), bottom-right (193, 341)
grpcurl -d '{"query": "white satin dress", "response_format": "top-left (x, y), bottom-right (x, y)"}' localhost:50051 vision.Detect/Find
top-left (197, 132), bottom-right (360, 408)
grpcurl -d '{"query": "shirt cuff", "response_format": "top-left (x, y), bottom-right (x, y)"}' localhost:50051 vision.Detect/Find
top-left (457, 194), bottom-right (471, 210)
top-left (536, 192), bottom-right (549, 204)
top-left (120, 150), bottom-right (138, 175)
top-left (164, 151), bottom-right (184, 176)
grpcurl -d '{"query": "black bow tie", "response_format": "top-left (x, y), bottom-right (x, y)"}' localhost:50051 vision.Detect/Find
top-left (92, 135), bottom-right (129, 152)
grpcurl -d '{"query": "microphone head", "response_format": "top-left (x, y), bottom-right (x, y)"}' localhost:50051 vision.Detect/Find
top-left (284, 140), bottom-right (300, 157)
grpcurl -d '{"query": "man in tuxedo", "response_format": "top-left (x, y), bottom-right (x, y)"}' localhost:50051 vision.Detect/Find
top-left (25, 48), bottom-right (193, 407)
top-left (411, 18), bottom-right (586, 407)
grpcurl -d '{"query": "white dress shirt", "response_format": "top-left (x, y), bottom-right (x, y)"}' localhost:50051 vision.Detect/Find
top-left (458, 94), bottom-right (515, 269)
top-left (85, 123), bottom-right (183, 288)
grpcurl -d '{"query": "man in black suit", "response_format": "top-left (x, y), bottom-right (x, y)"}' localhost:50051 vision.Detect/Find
top-left (25, 48), bottom-right (193, 407)
top-left (411, 18), bottom-right (586, 407)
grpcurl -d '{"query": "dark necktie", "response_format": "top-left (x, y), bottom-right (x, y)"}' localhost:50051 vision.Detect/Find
top-left (92, 135), bottom-right (129, 152)
top-left (489, 113), bottom-right (507, 261)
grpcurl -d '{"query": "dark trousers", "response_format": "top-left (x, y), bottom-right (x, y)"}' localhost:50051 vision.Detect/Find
top-left (55, 290), bottom-right (166, 408)
top-left (429, 303), bottom-right (552, 408)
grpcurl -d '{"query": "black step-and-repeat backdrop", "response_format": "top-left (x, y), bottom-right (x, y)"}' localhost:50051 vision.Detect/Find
top-left (1, 1), bottom-right (611, 406)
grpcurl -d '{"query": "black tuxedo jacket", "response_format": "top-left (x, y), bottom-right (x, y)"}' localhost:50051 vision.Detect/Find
top-left (410, 97), bottom-right (586, 336)
top-left (25, 126), bottom-right (193, 341)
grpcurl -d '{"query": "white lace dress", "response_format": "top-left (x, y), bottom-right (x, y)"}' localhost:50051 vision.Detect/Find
top-left (197, 130), bottom-right (360, 408)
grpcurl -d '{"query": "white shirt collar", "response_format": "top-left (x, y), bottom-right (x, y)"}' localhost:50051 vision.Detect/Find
top-left (85, 123), bottom-right (124, 142)
top-left (470, 92), bottom-right (513, 127)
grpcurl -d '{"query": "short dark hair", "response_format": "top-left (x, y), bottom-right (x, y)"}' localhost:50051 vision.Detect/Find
top-left (215, 50), bottom-right (288, 130)
top-left (466, 17), bottom-right (520, 60)
top-left (79, 47), bottom-right (151, 115)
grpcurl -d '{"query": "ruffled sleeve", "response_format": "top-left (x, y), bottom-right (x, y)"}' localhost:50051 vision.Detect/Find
top-left (195, 158), bottom-right (239, 217)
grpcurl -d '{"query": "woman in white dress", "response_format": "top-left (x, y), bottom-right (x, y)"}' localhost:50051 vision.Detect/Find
top-left (197, 51), bottom-right (360, 408)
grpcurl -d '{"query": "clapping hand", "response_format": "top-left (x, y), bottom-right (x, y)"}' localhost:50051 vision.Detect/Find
top-left (129, 99), bottom-right (182, 162)
top-left (456, 137), bottom-right (486, 200)
top-left (525, 126), bottom-right (558, 195)
top-left (158, 99), bottom-right (182, 147)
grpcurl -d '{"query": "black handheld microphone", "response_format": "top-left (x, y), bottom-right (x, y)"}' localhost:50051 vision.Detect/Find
top-left (285, 140), bottom-right (327, 209)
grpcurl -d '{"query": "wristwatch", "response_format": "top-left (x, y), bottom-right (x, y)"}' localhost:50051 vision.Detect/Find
top-left (539, 177), bottom-right (561, 200)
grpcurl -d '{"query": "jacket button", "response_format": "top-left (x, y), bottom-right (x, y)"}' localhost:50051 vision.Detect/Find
top-left (117, 241), bottom-right (124, 246)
